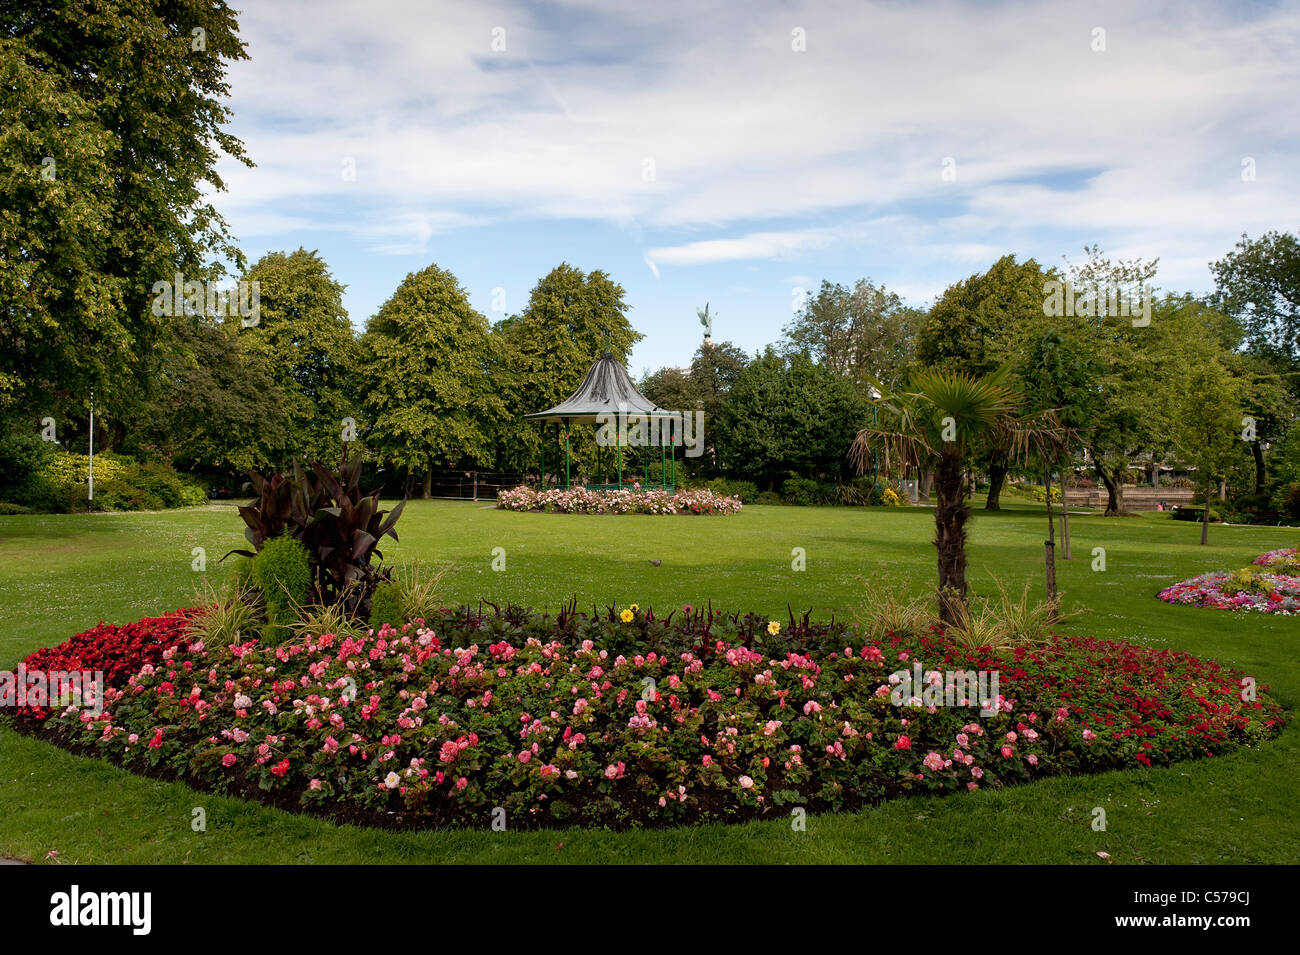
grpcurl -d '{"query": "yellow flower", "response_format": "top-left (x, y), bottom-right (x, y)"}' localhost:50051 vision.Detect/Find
top-left (620, 609), bottom-right (634, 623)
top-left (629, 604), bottom-right (639, 612)
top-left (767, 620), bottom-right (780, 635)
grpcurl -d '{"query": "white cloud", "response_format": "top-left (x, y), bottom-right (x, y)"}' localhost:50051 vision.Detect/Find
top-left (209, 0), bottom-right (1300, 290)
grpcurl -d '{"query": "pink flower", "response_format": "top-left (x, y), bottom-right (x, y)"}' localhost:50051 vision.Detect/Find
top-left (739, 775), bottom-right (754, 789)
top-left (221, 753), bottom-right (237, 767)
top-left (922, 752), bottom-right (945, 772)
top-left (604, 762), bottom-right (625, 779)
top-left (1000, 746), bottom-right (1013, 758)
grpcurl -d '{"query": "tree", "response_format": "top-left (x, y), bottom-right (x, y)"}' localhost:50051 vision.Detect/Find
top-left (782, 279), bottom-right (922, 393)
top-left (132, 316), bottom-right (290, 473)
top-left (717, 349), bottom-right (865, 489)
top-left (494, 264), bottom-right (642, 471)
top-left (0, 1), bottom-right (251, 433)
top-left (919, 255), bottom-right (1057, 509)
top-left (360, 264), bottom-right (503, 496)
top-left (1210, 231), bottom-right (1300, 372)
top-left (851, 370), bottom-right (1057, 625)
top-left (232, 250), bottom-right (359, 464)
top-left (1175, 360), bottom-right (1242, 545)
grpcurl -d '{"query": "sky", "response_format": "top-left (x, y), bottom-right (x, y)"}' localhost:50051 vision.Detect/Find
top-left (211, 0), bottom-right (1300, 376)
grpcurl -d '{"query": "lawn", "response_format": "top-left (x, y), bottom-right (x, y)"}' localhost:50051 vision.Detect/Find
top-left (0, 499), bottom-right (1296, 864)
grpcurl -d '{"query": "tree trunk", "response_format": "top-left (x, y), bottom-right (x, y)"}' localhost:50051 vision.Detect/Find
top-left (985, 453), bottom-right (1008, 510)
top-left (1096, 463), bottom-right (1126, 516)
top-left (1044, 470), bottom-right (1058, 618)
top-left (935, 452), bottom-right (970, 626)
top-left (920, 469), bottom-right (934, 502)
top-left (423, 467), bottom-right (433, 499)
top-left (1060, 499), bottom-right (1072, 560)
top-left (1252, 440), bottom-right (1266, 493)
top-left (1201, 475), bottom-right (1212, 545)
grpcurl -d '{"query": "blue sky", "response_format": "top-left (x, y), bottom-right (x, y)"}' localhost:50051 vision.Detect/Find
top-left (211, 0), bottom-right (1300, 376)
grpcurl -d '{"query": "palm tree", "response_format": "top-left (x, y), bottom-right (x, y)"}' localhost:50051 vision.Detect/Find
top-left (850, 369), bottom-right (1061, 626)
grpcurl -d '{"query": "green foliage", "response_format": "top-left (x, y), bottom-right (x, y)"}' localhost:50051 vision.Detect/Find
top-left (781, 477), bottom-right (834, 506)
top-left (1211, 230), bottom-right (1300, 373)
top-left (252, 536), bottom-right (312, 640)
top-left (1030, 485), bottom-right (1062, 503)
top-left (369, 580), bottom-right (404, 630)
top-left (360, 263), bottom-right (504, 478)
top-left (754, 490), bottom-right (784, 506)
top-left (784, 278), bottom-right (923, 393)
top-left (0, 3), bottom-right (251, 428)
top-left (134, 316), bottom-right (291, 472)
top-left (232, 249), bottom-right (359, 464)
top-left (95, 461), bottom-right (207, 511)
top-left (230, 454), bottom-right (405, 619)
top-left (919, 254), bottom-right (1055, 377)
top-left (705, 478), bottom-right (759, 504)
top-left (717, 349), bottom-right (866, 487)
top-left (493, 263), bottom-right (643, 472)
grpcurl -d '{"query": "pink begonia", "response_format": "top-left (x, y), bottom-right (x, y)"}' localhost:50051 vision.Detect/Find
top-left (1000, 746), bottom-right (1013, 758)
top-left (604, 762), bottom-right (625, 780)
top-left (739, 775), bottom-right (754, 789)
top-left (221, 753), bottom-right (237, 767)
top-left (922, 752), bottom-right (945, 772)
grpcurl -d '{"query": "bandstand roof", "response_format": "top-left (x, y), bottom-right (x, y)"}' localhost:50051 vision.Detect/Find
top-left (524, 351), bottom-right (683, 425)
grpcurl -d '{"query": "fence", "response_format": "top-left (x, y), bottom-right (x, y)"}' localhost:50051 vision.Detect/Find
top-left (418, 469), bottom-right (529, 502)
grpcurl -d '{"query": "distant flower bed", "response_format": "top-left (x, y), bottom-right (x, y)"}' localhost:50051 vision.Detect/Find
top-left (1158, 545), bottom-right (1300, 614)
top-left (8, 604), bottom-right (1282, 830)
top-left (497, 485), bottom-right (742, 515)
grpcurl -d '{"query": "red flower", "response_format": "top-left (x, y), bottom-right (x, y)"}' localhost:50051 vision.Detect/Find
top-left (148, 729), bottom-right (164, 749)
top-left (894, 735), bottom-right (911, 750)
top-left (271, 759), bottom-right (291, 778)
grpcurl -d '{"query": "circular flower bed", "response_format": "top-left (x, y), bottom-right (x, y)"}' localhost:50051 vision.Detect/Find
top-left (497, 485), bottom-right (741, 515)
top-left (1158, 544), bottom-right (1300, 614)
top-left (6, 605), bottom-right (1282, 830)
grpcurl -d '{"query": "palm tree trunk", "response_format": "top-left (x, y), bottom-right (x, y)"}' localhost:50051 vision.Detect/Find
top-left (935, 452), bottom-right (969, 626)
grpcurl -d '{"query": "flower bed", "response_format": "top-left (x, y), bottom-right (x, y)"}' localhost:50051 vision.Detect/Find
top-left (14, 609), bottom-right (200, 720)
top-left (1158, 545), bottom-right (1300, 614)
top-left (497, 485), bottom-right (741, 515)
top-left (7, 605), bottom-right (1282, 830)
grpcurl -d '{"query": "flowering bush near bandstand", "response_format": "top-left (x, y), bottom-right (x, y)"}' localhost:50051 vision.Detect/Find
top-left (9, 604), bottom-right (1282, 830)
top-left (1158, 545), bottom-right (1300, 615)
top-left (497, 485), bottom-right (742, 515)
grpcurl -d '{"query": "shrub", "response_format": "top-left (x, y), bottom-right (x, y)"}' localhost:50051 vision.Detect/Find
top-left (781, 477), bottom-right (834, 506)
top-left (95, 460), bottom-right (206, 511)
top-left (252, 536), bottom-right (312, 640)
top-left (754, 491), bottom-right (784, 506)
top-left (1030, 485), bottom-right (1062, 503)
top-left (705, 478), bottom-right (759, 504)
top-left (229, 454), bottom-right (406, 619)
top-left (16, 603), bottom-right (1285, 829)
top-left (369, 580), bottom-right (405, 630)
top-left (0, 502), bottom-right (32, 515)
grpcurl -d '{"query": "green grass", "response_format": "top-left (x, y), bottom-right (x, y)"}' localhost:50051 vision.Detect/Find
top-left (1, 500), bottom-right (1296, 864)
